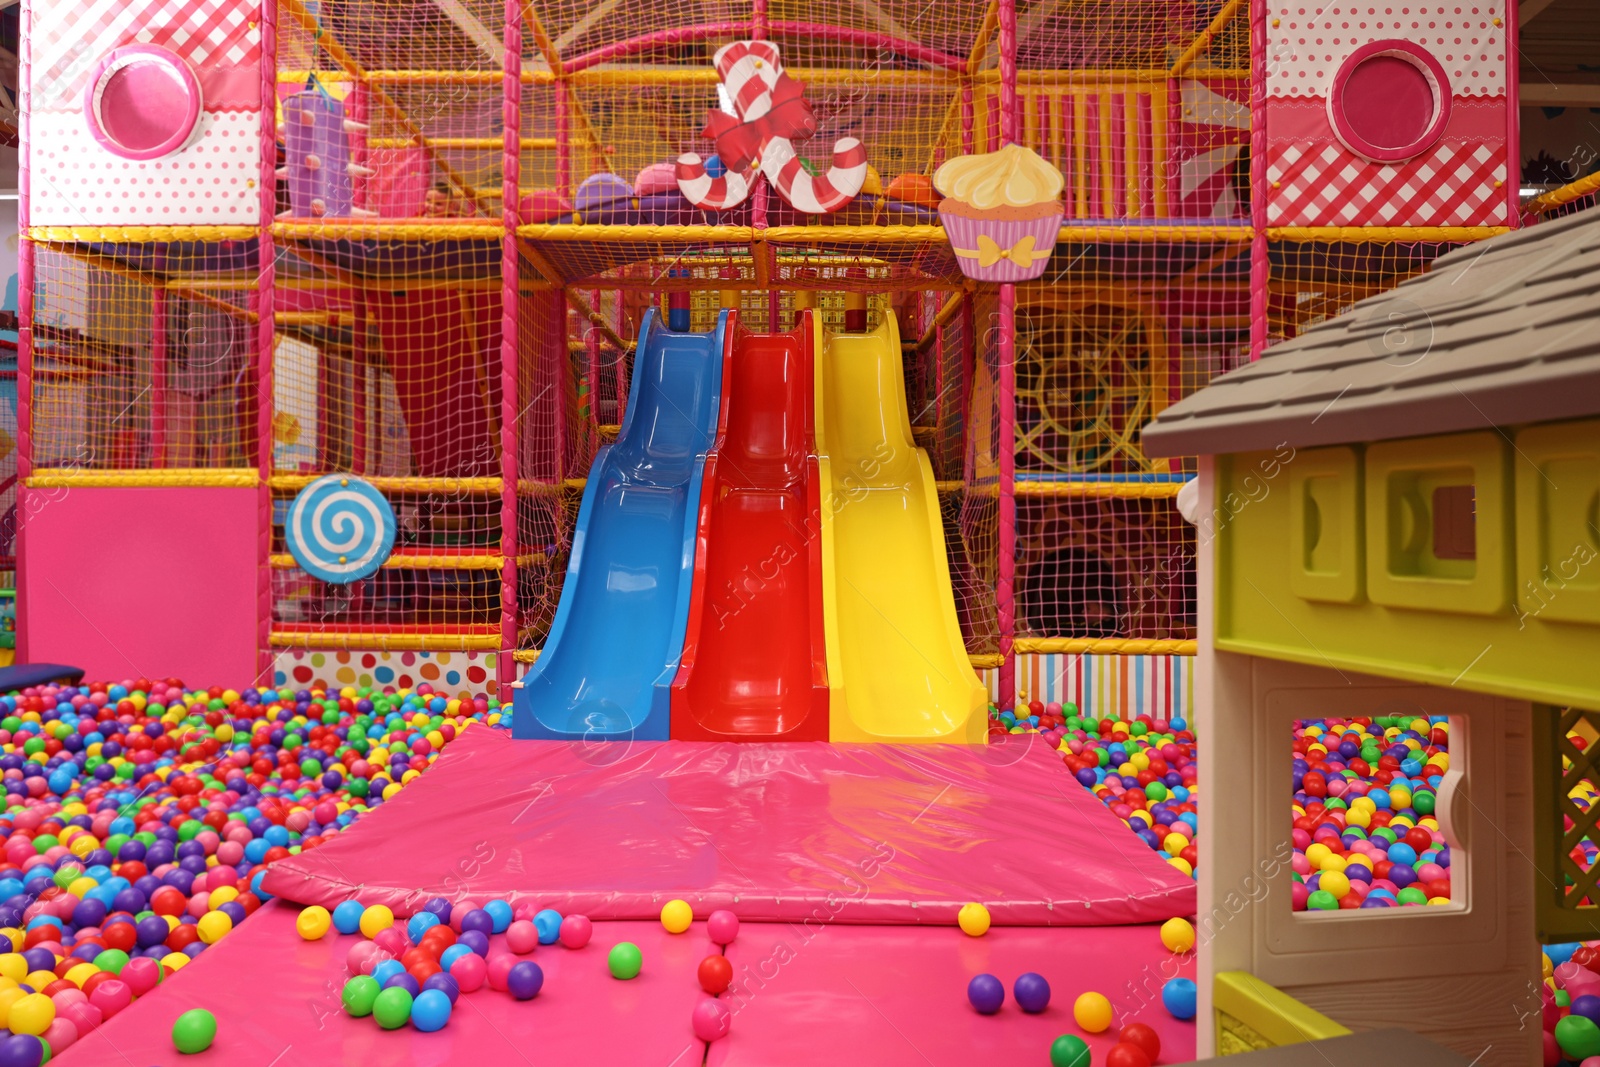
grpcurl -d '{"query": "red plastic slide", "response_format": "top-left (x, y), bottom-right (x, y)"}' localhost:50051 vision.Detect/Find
top-left (671, 312), bottom-right (828, 740)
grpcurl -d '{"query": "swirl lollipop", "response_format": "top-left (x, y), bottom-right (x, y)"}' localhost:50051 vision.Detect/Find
top-left (285, 475), bottom-right (397, 583)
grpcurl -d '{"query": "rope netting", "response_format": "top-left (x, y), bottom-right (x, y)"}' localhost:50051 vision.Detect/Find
top-left (1267, 238), bottom-right (1471, 349)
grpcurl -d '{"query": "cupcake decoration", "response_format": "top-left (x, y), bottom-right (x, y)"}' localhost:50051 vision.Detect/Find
top-left (934, 144), bottom-right (1064, 282)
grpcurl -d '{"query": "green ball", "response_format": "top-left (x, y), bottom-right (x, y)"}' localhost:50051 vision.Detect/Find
top-left (1050, 1034), bottom-right (1092, 1067)
top-left (373, 987), bottom-right (414, 1030)
top-left (1306, 890), bottom-right (1339, 911)
top-left (1556, 989), bottom-right (1572, 1008)
top-left (1412, 790), bottom-right (1436, 815)
top-left (172, 1008), bottom-right (218, 1054)
top-left (93, 949), bottom-right (131, 975)
top-left (608, 942), bottom-right (643, 980)
top-left (342, 976), bottom-right (381, 1018)
top-left (1144, 782), bottom-right (1168, 803)
top-left (1396, 886), bottom-right (1428, 906)
top-left (1557, 1014), bottom-right (1600, 1060)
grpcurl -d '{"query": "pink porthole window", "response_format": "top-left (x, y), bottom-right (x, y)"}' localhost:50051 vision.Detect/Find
top-left (1327, 41), bottom-right (1451, 164)
top-left (83, 45), bottom-right (203, 161)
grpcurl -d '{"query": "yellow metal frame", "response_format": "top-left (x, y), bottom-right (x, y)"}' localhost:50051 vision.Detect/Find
top-left (27, 468), bottom-right (259, 488)
top-left (1015, 637), bottom-right (1197, 655)
top-left (269, 632), bottom-right (503, 651)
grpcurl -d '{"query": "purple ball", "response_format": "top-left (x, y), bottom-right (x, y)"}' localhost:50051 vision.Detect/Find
top-left (72, 898), bottom-right (108, 929)
top-left (506, 961), bottom-right (544, 1001)
top-left (135, 916), bottom-right (169, 948)
top-left (1075, 768), bottom-right (1097, 787)
top-left (384, 973), bottom-right (422, 998)
top-left (458, 929), bottom-right (490, 957)
top-left (422, 897), bottom-right (452, 924)
top-left (1013, 972), bottom-right (1051, 1013)
top-left (1388, 864), bottom-right (1419, 889)
top-left (21, 947), bottom-right (56, 973)
top-left (0, 1033), bottom-right (45, 1067)
top-left (422, 972), bottom-right (460, 1005)
top-left (460, 908), bottom-right (494, 936)
top-left (967, 973), bottom-right (1005, 1015)
top-left (1572, 994), bottom-right (1600, 1024)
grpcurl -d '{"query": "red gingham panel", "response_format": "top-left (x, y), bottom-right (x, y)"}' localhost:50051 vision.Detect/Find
top-left (1266, 140), bottom-right (1509, 228)
top-left (32, 0), bottom-right (260, 112)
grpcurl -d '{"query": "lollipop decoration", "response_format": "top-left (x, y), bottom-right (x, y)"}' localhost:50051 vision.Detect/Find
top-left (285, 475), bottom-right (397, 584)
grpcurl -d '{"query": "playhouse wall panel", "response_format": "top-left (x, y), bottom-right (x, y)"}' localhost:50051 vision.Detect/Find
top-left (27, 0), bottom-right (263, 227)
top-left (1264, 1), bottom-right (1511, 228)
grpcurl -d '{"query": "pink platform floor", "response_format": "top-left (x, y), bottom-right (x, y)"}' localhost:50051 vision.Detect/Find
top-left (262, 728), bottom-right (1195, 926)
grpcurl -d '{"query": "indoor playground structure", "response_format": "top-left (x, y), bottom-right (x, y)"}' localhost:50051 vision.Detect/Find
top-left (4, 0), bottom-right (1599, 1063)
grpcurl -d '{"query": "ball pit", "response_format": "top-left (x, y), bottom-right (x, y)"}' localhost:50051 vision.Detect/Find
top-left (0, 677), bottom-right (504, 1047)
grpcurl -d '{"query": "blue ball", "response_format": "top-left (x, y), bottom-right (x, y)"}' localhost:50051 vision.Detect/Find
top-left (371, 959), bottom-right (405, 986)
top-left (704, 154), bottom-right (726, 178)
top-left (411, 988), bottom-right (453, 1033)
top-left (1162, 977), bottom-right (1197, 1020)
top-left (1013, 972), bottom-right (1050, 1014)
top-left (332, 900), bottom-right (364, 935)
top-left (967, 973), bottom-right (1005, 1015)
top-left (439, 944), bottom-right (473, 971)
top-left (1547, 942), bottom-right (1583, 968)
top-left (1385, 842), bottom-right (1417, 867)
top-left (483, 899), bottom-right (513, 934)
top-left (408, 911), bottom-right (442, 943)
top-left (534, 908), bottom-right (563, 945)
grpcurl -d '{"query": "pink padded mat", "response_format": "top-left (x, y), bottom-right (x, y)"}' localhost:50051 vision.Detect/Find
top-left (58, 901), bottom-right (717, 1067)
top-left (708, 921), bottom-right (1197, 1067)
top-left (263, 727), bottom-right (1195, 925)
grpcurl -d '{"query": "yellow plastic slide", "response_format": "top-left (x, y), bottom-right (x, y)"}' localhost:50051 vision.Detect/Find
top-left (813, 315), bottom-right (988, 743)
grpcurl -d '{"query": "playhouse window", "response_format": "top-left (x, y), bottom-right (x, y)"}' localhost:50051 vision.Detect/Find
top-left (1291, 714), bottom-right (1463, 917)
top-left (1431, 484), bottom-right (1476, 561)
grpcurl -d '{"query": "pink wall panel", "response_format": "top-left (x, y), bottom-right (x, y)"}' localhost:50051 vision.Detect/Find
top-left (19, 486), bottom-right (258, 685)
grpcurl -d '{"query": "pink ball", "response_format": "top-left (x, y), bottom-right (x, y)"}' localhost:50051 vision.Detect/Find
top-left (450, 900), bottom-right (481, 933)
top-left (450, 953), bottom-right (487, 993)
top-left (186, 892), bottom-right (211, 918)
top-left (61, 1002), bottom-right (102, 1036)
top-left (1290, 882), bottom-right (1310, 911)
top-left (90, 979), bottom-right (133, 1020)
top-left (41, 1018), bottom-right (78, 1053)
top-left (216, 841), bottom-right (245, 866)
top-left (49, 988), bottom-right (86, 1011)
top-left (487, 954), bottom-right (516, 992)
top-left (347, 940), bottom-right (384, 976)
top-left (505, 920), bottom-right (540, 955)
top-left (706, 910), bottom-right (740, 946)
top-left (691, 998), bottom-right (732, 1042)
top-left (373, 926), bottom-right (409, 955)
top-left (120, 957), bottom-right (161, 997)
top-left (559, 915), bottom-right (593, 949)
top-left (513, 903), bottom-right (538, 923)
top-left (207, 865), bottom-right (238, 889)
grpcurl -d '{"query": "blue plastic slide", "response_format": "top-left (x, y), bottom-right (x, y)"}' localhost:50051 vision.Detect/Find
top-left (513, 310), bottom-right (728, 740)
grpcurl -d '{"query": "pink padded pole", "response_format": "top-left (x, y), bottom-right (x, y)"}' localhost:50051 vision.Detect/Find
top-left (752, 0), bottom-right (767, 40)
top-left (1504, 8), bottom-right (1521, 227)
top-left (15, 0), bottom-right (33, 663)
top-left (997, 0), bottom-right (1018, 712)
top-left (500, 0), bottom-right (524, 698)
top-left (555, 85), bottom-right (570, 197)
top-left (256, 0), bottom-right (279, 685)
top-left (151, 285), bottom-right (168, 465)
top-left (1248, 0), bottom-right (1268, 360)
top-left (351, 306), bottom-right (369, 473)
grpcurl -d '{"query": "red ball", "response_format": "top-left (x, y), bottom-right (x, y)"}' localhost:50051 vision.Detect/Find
top-left (101, 922), bottom-right (137, 952)
top-left (1106, 1041), bottom-right (1153, 1067)
top-left (167, 924), bottom-right (201, 951)
top-left (698, 955), bottom-right (734, 995)
top-left (1403, 827), bottom-right (1433, 853)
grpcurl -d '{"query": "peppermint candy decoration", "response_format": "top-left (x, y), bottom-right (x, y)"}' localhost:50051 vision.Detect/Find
top-left (285, 475), bottom-right (397, 584)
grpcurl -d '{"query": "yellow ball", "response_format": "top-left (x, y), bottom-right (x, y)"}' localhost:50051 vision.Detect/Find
top-left (297, 905), bottom-right (332, 940)
top-left (24, 971), bottom-right (56, 993)
top-left (163, 952), bottom-right (191, 974)
top-left (1346, 807), bottom-right (1372, 829)
top-left (65, 963), bottom-right (99, 988)
top-left (1304, 843), bottom-right (1331, 868)
top-left (8, 992), bottom-right (54, 1036)
top-left (1159, 917), bottom-right (1195, 954)
top-left (0, 955), bottom-right (24, 983)
top-left (958, 902), bottom-right (991, 937)
top-left (209, 886), bottom-right (240, 906)
top-left (660, 900), bottom-right (693, 935)
top-left (360, 904), bottom-right (395, 939)
top-left (1319, 870), bottom-right (1351, 899)
top-left (1319, 853), bottom-right (1346, 873)
top-left (1073, 991), bottom-right (1114, 1033)
top-left (1162, 833), bottom-right (1189, 855)
top-left (1168, 856), bottom-right (1194, 877)
top-left (198, 910), bottom-right (233, 944)
top-left (0, 988), bottom-right (21, 1027)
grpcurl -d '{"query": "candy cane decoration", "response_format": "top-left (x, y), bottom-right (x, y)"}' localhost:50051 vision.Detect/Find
top-left (677, 41), bottom-right (868, 214)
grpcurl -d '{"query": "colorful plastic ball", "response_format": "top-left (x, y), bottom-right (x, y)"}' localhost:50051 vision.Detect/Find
top-left (1051, 1034), bottom-right (1092, 1067)
top-left (197, 910), bottom-right (232, 944)
top-left (371, 960), bottom-right (405, 987)
top-left (661, 900), bottom-right (693, 934)
top-left (296, 906), bottom-right (332, 940)
top-left (89, 979), bottom-right (132, 1020)
top-left (422, 973), bottom-right (460, 1006)
top-left (172, 1007), bottom-right (217, 1054)
top-left (373, 987), bottom-right (414, 1030)
top-left (1159, 917), bottom-right (1195, 954)
top-left (449, 953), bottom-right (487, 993)
top-left (410, 988), bottom-right (453, 1033)
top-left (558, 915), bottom-right (592, 950)
top-left (1162, 977), bottom-right (1197, 1020)
top-left (1118, 1023), bottom-right (1161, 1063)
top-left (507, 961), bottom-right (544, 1001)
top-left (7, 994), bottom-right (53, 1036)
top-left (384, 973), bottom-right (422, 999)
top-left (535, 909), bottom-right (564, 946)
top-left (483, 900), bottom-right (513, 934)
top-left (342, 976), bottom-right (381, 1018)
top-left (1105, 1041), bottom-right (1152, 1067)
top-left (120, 956), bottom-right (162, 997)
top-left (332, 900), bottom-right (365, 935)
top-left (1074, 991), bottom-right (1113, 1032)
top-left (609, 943), bottom-right (643, 980)
top-left (487, 955), bottom-right (516, 992)
top-left (692, 998), bottom-right (732, 1042)
top-left (1014, 973), bottom-right (1051, 1014)
top-left (506, 920), bottom-right (540, 955)
top-left (1573, 994), bottom-right (1600, 1024)
top-left (407, 912), bottom-right (441, 944)
top-left (698, 955), bottom-right (734, 995)
top-left (0, 1035), bottom-right (46, 1067)
top-left (1557, 1015), bottom-right (1600, 1060)
top-left (360, 905), bottom-right (395, 939)
top-left (968, 973), bottom-right (1006, 1015)
top-left (707, 910), bottom-right (740, 946)
top-left (958, 902), bottom-right (991, 937)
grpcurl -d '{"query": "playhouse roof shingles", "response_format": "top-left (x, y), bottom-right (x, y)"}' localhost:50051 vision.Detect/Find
top-left (1141, 208), bottom-right (1600, 458)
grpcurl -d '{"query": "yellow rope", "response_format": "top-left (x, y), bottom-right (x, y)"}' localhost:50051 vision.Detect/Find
top-left (273, 221), bottom-right (502, 241)
top-left (1267, 226), bottom-right (1511, 241)
top-left (969, 654), bottom-right (1006, 669)
top-left (269, 553), bottom-right (519, 570)
top-left (512, 649), bottom-right (542, 663)
top-left (1015, 638), bottom-right (1198, 655)
top-left (1526, 172), bottom-right (1600, 214)
top-left (1170, 0), bottom-right (1245, 76)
